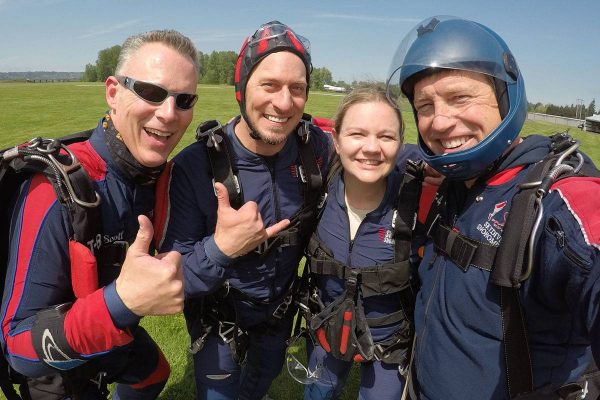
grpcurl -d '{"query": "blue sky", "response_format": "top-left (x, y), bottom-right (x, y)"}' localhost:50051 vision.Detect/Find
top-left (1, 0), bottom-right (598, 107)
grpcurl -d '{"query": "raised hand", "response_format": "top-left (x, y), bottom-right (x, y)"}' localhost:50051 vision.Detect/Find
top-left (213, 182), bottom-right (290, 258)
top-left (115, 215), bottom-right (184, 316)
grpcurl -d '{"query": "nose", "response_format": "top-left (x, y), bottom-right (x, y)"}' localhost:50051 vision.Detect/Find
top-left (155, 95), bottom-right (178, 121)
top-left (430, 102), bottom-right (456, 133)
top-left (362, 135), bottom-right (380, 154)
top-left (272, 88), bottom-right (294, 113)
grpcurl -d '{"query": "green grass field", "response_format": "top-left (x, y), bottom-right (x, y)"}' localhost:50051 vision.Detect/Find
top-left (1, 82), bottom-right (598, 399)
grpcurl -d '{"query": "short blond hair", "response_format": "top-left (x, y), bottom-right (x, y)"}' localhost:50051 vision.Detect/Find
top-left (115, 29), bottom-right (198, 75)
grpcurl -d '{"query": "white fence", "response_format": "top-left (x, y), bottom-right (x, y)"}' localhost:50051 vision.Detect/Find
top-left (527, 112), bottom-right (583, 128)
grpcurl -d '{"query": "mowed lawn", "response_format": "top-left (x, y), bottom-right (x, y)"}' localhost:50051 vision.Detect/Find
top-left (1, 82), bottom-right (599, 399)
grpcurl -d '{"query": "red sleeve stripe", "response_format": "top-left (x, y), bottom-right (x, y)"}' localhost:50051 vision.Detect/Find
top-left (2, 174), bottom-right (57, 359)
top-left (153, 162), bottom-right (173, 250)
top-left (63, 289), bottom-right (133, 355)
top-left (552, 177), bottom-right (600, 250)
top-left (486, 165), bottom-right (524, 186)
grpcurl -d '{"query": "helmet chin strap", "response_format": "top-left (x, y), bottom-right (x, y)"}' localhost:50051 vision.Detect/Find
top-left (249, 130), bottom-right (262, 141)
top-left (240, 109), bottom-right (264, 142)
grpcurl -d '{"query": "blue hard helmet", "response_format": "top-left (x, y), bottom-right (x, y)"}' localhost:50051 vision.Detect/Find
top-left (386, 16), bottom-right (527, 180)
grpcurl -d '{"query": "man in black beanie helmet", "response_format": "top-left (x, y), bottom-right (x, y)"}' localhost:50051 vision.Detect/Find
top-left (155, 21), bottom-right (331, 400)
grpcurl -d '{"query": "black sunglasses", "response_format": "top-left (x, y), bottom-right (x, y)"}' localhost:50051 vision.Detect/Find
top-left (116, 75), bottom-right (198, 110)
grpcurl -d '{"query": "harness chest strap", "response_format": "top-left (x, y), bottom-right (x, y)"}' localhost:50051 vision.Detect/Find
top-left (196, 118), bottom-right (324, 257)
top-left (302, 160), bottom-right (424, 365)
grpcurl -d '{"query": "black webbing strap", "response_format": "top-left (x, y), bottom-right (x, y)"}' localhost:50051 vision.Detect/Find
top-left (195, 120), bottom-right (244, 210)
top-left (429, 219), bottom-right (497, 272)
top-left (63, 159), bottom-right (102, 246)
top-left (393, 160), bottom-right (424, 263)
top-left (366, 309), bottom-right (406, 327)
top-left (287, 120), bottom-right (324, 241)
top-left (500, 286), bottom-right (533, 397)
top-left (307, 237), bottom-right (413, 298)
top-left (491, 160), bottom-right (552, 288)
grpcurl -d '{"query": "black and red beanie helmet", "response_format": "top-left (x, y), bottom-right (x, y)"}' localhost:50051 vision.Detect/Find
top-left (234, 21), bottom-right (312, 112)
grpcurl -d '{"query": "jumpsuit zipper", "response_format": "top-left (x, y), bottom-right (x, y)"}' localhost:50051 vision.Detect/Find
top-left (264, 158), bottom-right (281, 301)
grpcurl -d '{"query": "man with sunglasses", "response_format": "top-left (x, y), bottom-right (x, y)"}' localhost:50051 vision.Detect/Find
top-left (1, 29), bottom-right (197, 399)
top-left (155, 21), bottom-right (331, 399)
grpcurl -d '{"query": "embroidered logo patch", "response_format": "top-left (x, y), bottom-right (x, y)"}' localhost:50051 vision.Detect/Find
top-left (476, 200), bottom-right (508, 246)
top-left (378, 228), bottom-right (395, 245)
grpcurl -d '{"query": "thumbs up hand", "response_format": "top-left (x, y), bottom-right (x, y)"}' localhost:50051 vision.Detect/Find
top-left (213, 182), bottom-right (290, 258)
top-left (115, 215), bottom-right (184, 316)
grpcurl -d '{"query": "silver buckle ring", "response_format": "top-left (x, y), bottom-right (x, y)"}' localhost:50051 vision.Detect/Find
top-left (273, 293), bottom-right (294, 319)
top-left (218, 321), bottom-right (239, 344)
top-left (298, 165), bottom-right (307, 183)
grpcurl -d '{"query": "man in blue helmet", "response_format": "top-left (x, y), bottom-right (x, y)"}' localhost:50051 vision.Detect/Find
top-left (387, 16), bottom-right (600, 399)
top-left (154, 21), bottom-right (331, 400)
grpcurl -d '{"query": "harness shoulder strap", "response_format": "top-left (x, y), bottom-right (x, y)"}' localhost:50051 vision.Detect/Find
top-left (196, 120), bottom-right (244, 210)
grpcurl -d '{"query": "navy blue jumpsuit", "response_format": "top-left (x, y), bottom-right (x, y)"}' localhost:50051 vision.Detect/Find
top-left (414, 135), bottom-right (600, 399)
top-left (156, 116), bottom-right (331, 400)
top-left (0, 119), bottom-right (170, 399)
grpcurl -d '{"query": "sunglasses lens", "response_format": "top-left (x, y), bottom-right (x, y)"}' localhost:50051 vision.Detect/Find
top-left (133, 80), bottom-right (168, 103)
top-left (175, 94), bottom-right (198, 110)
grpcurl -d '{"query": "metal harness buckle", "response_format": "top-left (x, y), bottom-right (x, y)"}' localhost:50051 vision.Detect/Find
top-left (90, 371), bottom-right (109, 396)
top-left (253, 236), bottom-right (280, 256)
top-left (188, 326), bottom-right (213, 354)
top-left (272, 292), bottom-right (294, 319)
top-left (218, 321), bottom-right (243, 344)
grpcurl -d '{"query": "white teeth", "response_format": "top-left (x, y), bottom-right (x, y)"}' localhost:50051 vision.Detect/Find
top-left (359, 159), bottom-right (381, 165)
top-left (441, 137), bottom-right (468, 149)
top-left (145, 128), bottom-right (172, 137)
top-left (265, 115), bottom-right (288, 123)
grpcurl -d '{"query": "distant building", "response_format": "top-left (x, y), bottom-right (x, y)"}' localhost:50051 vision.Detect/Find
top-left (323, 84), bottom-right (346, 93)
top-left (585, 114), bottom-right (600, 133)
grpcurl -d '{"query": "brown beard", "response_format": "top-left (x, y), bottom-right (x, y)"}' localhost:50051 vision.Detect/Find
top-left (249, 128), bottom-right (288, 146)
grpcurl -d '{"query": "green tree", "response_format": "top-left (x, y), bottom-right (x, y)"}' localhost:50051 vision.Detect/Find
top-left (200, 51), bottom-right (237, 84)
top-left (82, 63), bottom-right (97, 82)
top-left (95, 45), bottom-right (122, 81)
top-left (310, 67), bottom-right (333, 90)
top-left (588, 99), bottom-right (596, 116)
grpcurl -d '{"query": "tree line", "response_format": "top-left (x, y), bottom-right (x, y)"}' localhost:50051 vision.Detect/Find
top-left (82, 45), bottom-right (597, 114)
top-left (528, 99), bottom-right (597, 119)
top-left (82, 46), bottom-right (340, 91)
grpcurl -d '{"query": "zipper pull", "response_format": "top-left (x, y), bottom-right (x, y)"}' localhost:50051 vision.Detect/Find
top-left (556, 230), bottom-right (565, 248)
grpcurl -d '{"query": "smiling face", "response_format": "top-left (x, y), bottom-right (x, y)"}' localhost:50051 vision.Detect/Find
top-left (235, 51), bottom-right (308, 156)
top-left (413, 69), bottom-right (502, 156)
top-left (106, 42), bottom-right (197, 167)
top-left (333, 101), bottom-right (402, 188)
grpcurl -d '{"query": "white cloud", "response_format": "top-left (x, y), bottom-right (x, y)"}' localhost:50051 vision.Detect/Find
top-left (79, 19), bottom-right (142, 39)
